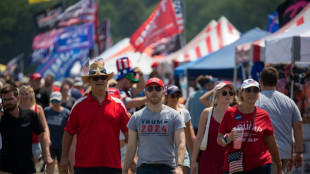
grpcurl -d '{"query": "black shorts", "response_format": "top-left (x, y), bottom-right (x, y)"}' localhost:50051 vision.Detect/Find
top-left (74, 167), bottom-right (122, 174)
top-left (50, 148), bottom-right (62, 162)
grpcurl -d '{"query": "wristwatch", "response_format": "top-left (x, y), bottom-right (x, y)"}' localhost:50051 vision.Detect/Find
top-left (176, 163), bottom-right (184, 167)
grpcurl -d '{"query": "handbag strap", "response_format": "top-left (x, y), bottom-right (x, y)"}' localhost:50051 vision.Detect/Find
top-left (242, 107), bottom-right (256, 150)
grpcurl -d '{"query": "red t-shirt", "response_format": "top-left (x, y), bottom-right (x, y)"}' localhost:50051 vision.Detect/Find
top-left (65, 92), bottom-right (130, 168)
top-left (218, 105), bottom-right (274, 171)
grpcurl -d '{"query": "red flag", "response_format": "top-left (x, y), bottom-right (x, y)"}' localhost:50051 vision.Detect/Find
top-left (130, 0), bottom-right (184, 52)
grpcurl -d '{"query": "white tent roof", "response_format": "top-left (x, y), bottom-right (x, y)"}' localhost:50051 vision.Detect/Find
top-left (160, 16), bottom-right (240, 64)
top-left (265, 21), bottom-right (310, 64)
top-left (92, 38), bottom-right (155, 75)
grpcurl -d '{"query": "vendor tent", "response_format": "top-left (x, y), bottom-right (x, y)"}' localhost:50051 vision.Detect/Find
top-left (158, 16), bottom-right (240, 76)
top-left (265, 21), bottom-right (310, 64)
top-left (182, 28), bottom-right (270, 79)
top-left (235, 3), bottom-right (310, 63)
top-left (92, 38), bottom-right (155, 75)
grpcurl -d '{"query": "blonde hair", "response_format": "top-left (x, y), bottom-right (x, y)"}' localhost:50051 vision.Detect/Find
top-left (19, 85), bottom-right (36, 105)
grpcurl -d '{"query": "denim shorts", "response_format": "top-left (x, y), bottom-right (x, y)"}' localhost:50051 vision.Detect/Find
top-left (32, 143), bottom-right (42, 159)
top-left (223, 163), bottom-right (272, 174)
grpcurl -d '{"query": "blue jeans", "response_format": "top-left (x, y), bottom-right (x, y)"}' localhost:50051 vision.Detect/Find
top-left (223, 163), bottom-right (272, 174)
top-left (137, 164), bottom-right (175, 174)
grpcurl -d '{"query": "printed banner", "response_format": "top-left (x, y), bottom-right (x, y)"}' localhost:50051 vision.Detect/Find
top-left (36, 48), bottom-right (89, 81)
top-left (28, 48), bottom-right (50, 65)
top-left (34, 3), bottom-right (63, 30)
top-left (130, 0), bottom-right (184, 52)
top-left (32, 28), bottom-right (65, 50)
top-left (57, 0), bottom-right (97, 27)
top-left (55, 23), bottom-right (94, 52)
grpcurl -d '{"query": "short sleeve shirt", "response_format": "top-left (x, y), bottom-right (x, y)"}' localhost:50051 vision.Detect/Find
top-left (256, 90), bottom-right (302, 159)
top-left (127, 106), bottom-right (185, 168)
top-left (65, 92), bottom-right (130, 168)
top-left (0, 108), bottom-right (44, 173)
top-left (218, 106), bottom-right (274, 171)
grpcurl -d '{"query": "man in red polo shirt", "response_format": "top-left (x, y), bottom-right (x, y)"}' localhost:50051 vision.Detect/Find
top-left (59, 62), bottom-right (130, 174)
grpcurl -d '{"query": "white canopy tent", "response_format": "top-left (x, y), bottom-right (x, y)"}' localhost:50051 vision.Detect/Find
top-left (265, 21), bottom-right (310, 64)
top-left (92, 38), bottom-right (155, 76)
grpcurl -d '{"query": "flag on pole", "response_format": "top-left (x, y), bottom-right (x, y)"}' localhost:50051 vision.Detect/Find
top-left (130, 0), bottom-right (184, 52)
top-left (81, 58), bottom-right (90, 75)
top-left (4, 54), bottom-right (23, 76)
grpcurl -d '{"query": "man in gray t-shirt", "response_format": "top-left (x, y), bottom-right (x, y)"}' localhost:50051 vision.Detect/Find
top-left (255, 67), bottom-right (303, 173)
top-left (122, 78), bottom-right (186, 174)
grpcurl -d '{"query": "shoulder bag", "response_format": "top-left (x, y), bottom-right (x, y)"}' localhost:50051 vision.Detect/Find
top-left (200, 107), bottom-right (213, 151)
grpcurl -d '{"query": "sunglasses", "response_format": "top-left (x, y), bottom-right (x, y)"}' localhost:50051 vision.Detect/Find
top-left (51, 100), bottom-right (60, 103)
top-left (222, 90), bottom-right (234, 96)
top-left (89, 68), bottom-right (107, 75)
top-left (170, 93), bottom-right (181, 98)
top-left (92, 76), bottom-right (108, 81)
top-left (244, 87), bottom-right (259, 93)
top-left (146, 86), bottom-right (162, 92)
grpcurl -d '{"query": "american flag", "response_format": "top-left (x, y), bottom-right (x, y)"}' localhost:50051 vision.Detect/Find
top-left (172, 0), bottom-right (184, 33)
top-left (94, 57), bottom-right (105, 65)
top-left (228, 151), bottom-right (243, 174)
top-left (81, 58), bottom-right (90, 75)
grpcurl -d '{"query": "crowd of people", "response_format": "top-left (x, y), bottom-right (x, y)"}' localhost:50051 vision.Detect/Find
top-left (0, 57), bottom-right (305, 174)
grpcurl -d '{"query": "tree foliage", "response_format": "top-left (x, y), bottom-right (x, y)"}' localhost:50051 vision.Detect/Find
top-left (0, 0), bottom-right (285, 74)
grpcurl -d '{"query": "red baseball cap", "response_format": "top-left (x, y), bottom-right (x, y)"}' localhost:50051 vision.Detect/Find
top-left (145, 77), bottom-right (164, 88)
top-left (31, 73), bottom-right (42, 80)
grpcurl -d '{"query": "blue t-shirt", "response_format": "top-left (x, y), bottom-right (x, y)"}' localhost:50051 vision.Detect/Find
top-left (186, 88), bottom-right (209, 129)
top-left (44, 107), bottom-right (70, 149)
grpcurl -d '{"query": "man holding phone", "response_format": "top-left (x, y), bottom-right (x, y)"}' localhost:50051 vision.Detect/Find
top-left (0, 85), bottom-right (53, 173)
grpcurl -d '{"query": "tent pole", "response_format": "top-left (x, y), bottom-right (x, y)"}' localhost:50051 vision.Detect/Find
top-left (233, 63), bottom-right (237, 86)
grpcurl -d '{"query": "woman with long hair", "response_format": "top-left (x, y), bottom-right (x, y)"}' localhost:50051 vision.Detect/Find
top-left (191, 81), bottom-right (235, 174)
top-left (164, 85), bottom-right (195, 174)
top-left (19, 85), bottom-right (50, 164)
top-left (217, 79), bottom-right (283, 174)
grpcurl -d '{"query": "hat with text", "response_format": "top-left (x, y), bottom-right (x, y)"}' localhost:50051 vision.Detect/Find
top-left (241, 79), bottom-right (259, 89)
top-left (164, 85), bottom-right (182, 96)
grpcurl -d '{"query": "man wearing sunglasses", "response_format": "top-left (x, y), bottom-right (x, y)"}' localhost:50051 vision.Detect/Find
top-left (60, 62), bottom-right (131, 174)
top-left (122, 77), bottom-right (186, 174)
top-left (256, 67), bottom-right (304, 173)
top-left (115, 57), bottom-right (147, 114)
top-left (44, 91), bottom-right (70, 174)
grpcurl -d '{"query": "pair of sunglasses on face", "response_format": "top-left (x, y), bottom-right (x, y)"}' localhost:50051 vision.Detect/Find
top-left (221, 90), bottom-right (234, 97)
top-left (146, 86), bottom-right (162, 92)
top-left (51, 100), bottom-right (60, 104)
top-left (91, 76), bottom-right (108, 81)
top-left (170, 93), bottom-right (181, 98)
top-left (244, 87), bottom-right (259, 93)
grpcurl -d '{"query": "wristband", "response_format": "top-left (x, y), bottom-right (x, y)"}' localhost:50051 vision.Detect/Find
top-left (296, 152), bottom-right (303, 154)
top-left (222, 133), bottom-right (231, 144)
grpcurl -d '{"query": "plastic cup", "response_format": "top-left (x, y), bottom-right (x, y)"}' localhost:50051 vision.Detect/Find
top-left (233, 127), bottom-right (244, 149)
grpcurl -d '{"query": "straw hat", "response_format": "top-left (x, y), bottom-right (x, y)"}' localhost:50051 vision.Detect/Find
top-left (82, 62), bottom-right (113, 83)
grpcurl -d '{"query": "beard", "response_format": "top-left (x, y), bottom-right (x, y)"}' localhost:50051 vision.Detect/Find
top-left (5, 103), bottom-right (17, 111)
top-left (146, 94), bottom-right (162, 105)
